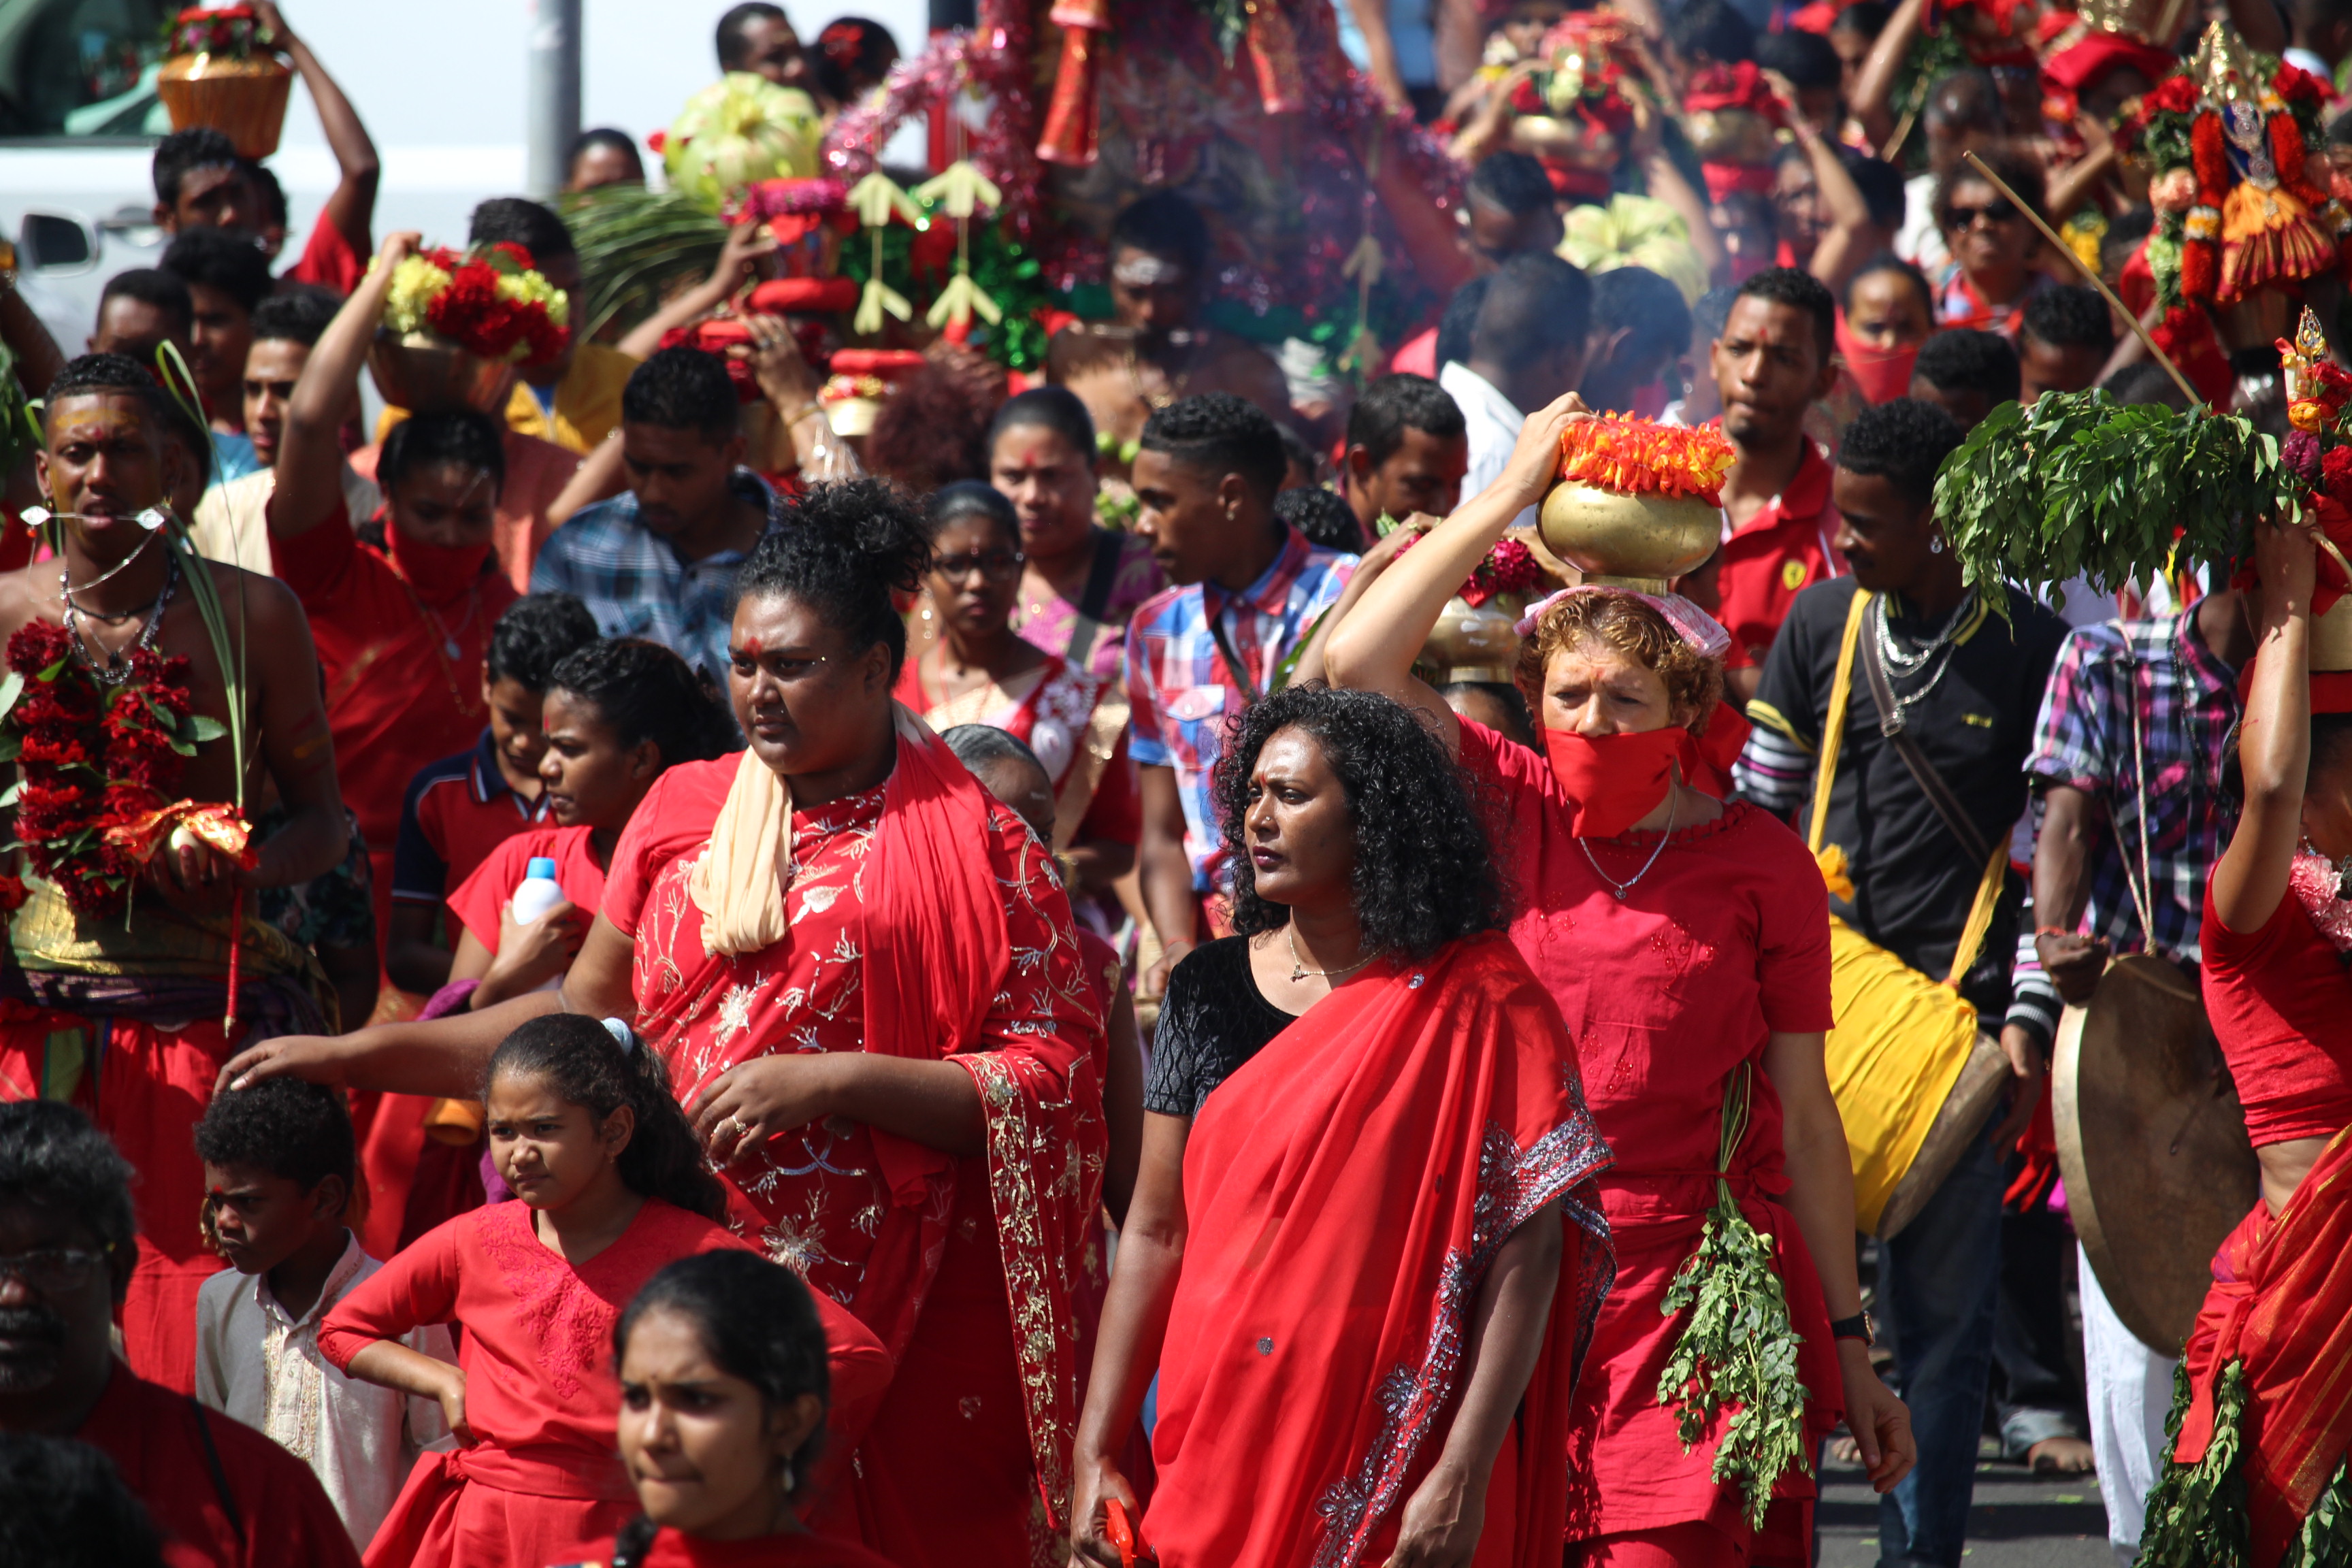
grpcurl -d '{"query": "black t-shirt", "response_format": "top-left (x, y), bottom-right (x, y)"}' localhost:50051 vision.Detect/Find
top-left (1748, 576), bottom-right (2066, 1014)
top-left (1144, 936), bottom-right (1299, 1117)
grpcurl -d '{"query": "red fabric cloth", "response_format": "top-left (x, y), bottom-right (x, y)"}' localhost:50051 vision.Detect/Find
top-left (2041, 32), bottom-right (2178, 93)
top-left (1569, 1521), bottom-right (1747, 1567)
top-left (894, 653), bottom-right (1142, 847)
top-left (1716, 436), bottom-right (1844, 669)
top-left (317, 1198), bottom-right (752, 1568)
top-left (1141, 934), bottom-right (1614, 1568)
top-left (2200, 881), bottom-right (2352, 1147)
top-left (2116, 244), bottom-right (2236, 408)
top-left (1456, 721), bottom-right (1842, 1560)
top-left (283, 217), bottom-right (365, 295)
top-left (569, 1528), bottom-right (908, 1566)
top-left (2170, 1124), bottom-right (2352, 1561)
top-left (0, 1009), bottom-right (242, 1392)
top-left (76, 1362), bottom-right (362, 1568)
top-left (601, 732), bottom-right (1108, 1564)
top-left (1833, 311), bottom-right (1922, 406)
top-left (1390, 326), bottom-right (1439, 380)
top-left (348, 429), bottom-right (583, 593)
top-left (448, 823), bottom-right (609, 952)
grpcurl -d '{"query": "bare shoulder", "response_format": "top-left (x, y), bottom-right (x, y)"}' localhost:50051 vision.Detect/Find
top-left (0, 564), bottom-right (56, 643)
top-left (1204, 331), bottom-right (1291, 410)
top-left (193, 558), bottom-right (316, 671)
top-left (1048, 321), bottom-right (1126, 380)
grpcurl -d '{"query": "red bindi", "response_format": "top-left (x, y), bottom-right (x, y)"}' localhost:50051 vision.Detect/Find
top-left (742, 636), bottom-right (764, 657)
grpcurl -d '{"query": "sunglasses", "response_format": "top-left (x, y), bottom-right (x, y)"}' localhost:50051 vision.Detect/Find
top-left (1944, 200), bottom-right (2021, 229)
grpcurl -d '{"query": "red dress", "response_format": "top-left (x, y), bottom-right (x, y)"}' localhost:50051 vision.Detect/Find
top-left (447, 823), bottom-right (610, 953)
top-left (601, 733), bottom-right (1107, 1568)
top-left (317, 1198), bottom-right (752, 1568)
top-left (1457, 721), bottom-right (1842, 1564)
top-left (562, 1527), bottom-right (906, 1566)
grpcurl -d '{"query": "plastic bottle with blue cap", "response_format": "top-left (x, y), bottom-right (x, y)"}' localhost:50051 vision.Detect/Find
top-left (510, 857), bottom-right (566, 927)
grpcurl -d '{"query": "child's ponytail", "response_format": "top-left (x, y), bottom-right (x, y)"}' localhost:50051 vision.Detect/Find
top-left (485, 1015), bottom-right (728, 1221)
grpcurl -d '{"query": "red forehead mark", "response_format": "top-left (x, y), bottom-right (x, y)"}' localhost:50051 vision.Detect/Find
top-left (50, 407), bottom-right (142, 442)
top-left (742, 636), bottom-right (764, 657)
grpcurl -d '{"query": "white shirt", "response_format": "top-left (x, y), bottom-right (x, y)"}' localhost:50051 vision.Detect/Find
top-left (195, 1232), bottom-right (455, 1549)
top-left (190, 463), bottom-right (382, 576)
top-left (1896, 172), bottom-right (1950, 276)
top-left (1439, 360), bottom-right (1537, 530)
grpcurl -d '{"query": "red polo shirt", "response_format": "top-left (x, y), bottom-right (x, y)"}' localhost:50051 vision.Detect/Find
top-left (1716, 436), bottom-right (1844, 668)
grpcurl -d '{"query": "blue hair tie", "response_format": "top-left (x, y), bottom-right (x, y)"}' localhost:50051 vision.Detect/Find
top-left (602, 1017), bottom-right (638, 1055)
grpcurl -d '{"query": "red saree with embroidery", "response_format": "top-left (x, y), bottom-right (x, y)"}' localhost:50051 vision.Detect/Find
top-left (600, 726), bottom-right (1107, 1568)
top-left (1140, 932), bottom-right (1615, 1568)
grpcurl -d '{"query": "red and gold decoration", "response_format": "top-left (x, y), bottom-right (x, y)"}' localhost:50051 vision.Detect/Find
top-left (1543, 419), bottom-right (1736, 592)
top-left (1682, 62), bottom-right (1786, 203)
top-left (1507, 12), bottom-right (1639, 205)
top-left (156, 3), bottom-right (291, 161)
top-left (2270, 309), bottom-right (2352, 624)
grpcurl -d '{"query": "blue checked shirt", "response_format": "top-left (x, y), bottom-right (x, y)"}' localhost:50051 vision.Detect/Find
top-left (529, 470), bottom-right (783, 683)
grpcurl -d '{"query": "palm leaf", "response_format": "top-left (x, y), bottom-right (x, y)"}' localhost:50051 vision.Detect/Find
top-left (558, 186), bottom-right (730, 341)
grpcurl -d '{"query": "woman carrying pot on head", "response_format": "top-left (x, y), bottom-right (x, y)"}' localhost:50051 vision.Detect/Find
top-left (1068, 683), bottom-right (1614, 1568)
top-left (1324, 398), bottom-right (1914, 1567)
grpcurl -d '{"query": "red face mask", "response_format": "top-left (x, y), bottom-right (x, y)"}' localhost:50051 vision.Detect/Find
top-left (1835, 314), bottom-right (1921, 406)
top-left (1541, 725), bottom-right (1699, 838)
top-left (387, 527), bottom-right (491, 604)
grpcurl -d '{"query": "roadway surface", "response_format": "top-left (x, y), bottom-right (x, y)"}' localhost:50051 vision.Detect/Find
top-left (1818, 1439), bottom-right (2121, 1567)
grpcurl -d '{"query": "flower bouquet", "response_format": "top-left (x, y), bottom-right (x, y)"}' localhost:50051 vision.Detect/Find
top-left (1540, 417), bottom-right (1735, 591)
top-left (156, 4), bottom-right (291, 161)
top-left (368, 243), bottom-right (570, 416)
top-left (1394, 530), bottom-right (1551, 683)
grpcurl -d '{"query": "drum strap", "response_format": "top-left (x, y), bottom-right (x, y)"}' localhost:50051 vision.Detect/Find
top-left (1811, 588), bottom-right (2010, 988)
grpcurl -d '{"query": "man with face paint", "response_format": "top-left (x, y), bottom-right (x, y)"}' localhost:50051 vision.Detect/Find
top-left (1124, 393), bottom-right (1356, 998)
top-left (1047, 193), bottom-right (1297, 487)
top-left (0, 352), bottom-right (350, 1393)
top-left (0, 1102), bottom-right (361, 1568)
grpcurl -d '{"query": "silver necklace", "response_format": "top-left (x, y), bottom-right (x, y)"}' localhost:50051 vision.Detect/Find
top-left (1580, 789), bottom-right (1678, 899)
top-left (1286, 926), bottom-right (1378, 983)
top-left (63, 550), bottom-right (176, 688)
top-left (1872, 591), bottom-right (1970, 725)
top-left (54, 526), bottom-right (164, 612)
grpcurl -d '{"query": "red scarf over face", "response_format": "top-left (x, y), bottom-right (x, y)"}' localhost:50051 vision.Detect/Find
top-left (1541, 725), bottom-right (1701, 837)
top-left (1835, 313), bottom-right (1923, 405)
top-left (1141, 934), bottom-right (1614, 1568)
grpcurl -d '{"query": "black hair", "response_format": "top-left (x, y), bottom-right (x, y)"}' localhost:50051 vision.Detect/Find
top-left (1275, 421), bottom-right (1323, 486)
top-left (941, 723), bottom-right (1046, 777)
top-left (2099, 359), bottom-right (2191, 410)
top-left (988, 385), bottom-right (1096, 464)
top-left (1925, 68), bottom-right (2004, 134)
top-left (1467, 150), bottom-right (1556, 217)
top-left (1754, 29), bottom-right (1840, 91)
top-left (1832, 1), bottom-right (1891, 36)
top-left (42, 353), bottom-right (172, 432)
top-left (1935, 148), bottom-right (2045, 228)
top-left (1835, 396), bottom-right (1965, 509)
top-left (567, 127), bottom-right (647, 182)
top-left (811, 16), bottom-right (901, 103)
top-left (485, 1015), bottom-right (728, 1220)
top-left (1439, 680), bottom-right (1535, 744)
top-left (736, 478), bottom-right (931, 676)
top-left (1274, 487), bottom-right (1367, 553)
top-left (1470, 252), bottom-right (1593, 374)
top-left (192, 1079), bottom-right (355, 1204)
top-left (152, 127), bottom-right (240, 207)
top-left (159, 227), bottom-right (272, 315)
top-left (379, 408), bottom-right (507, 498)
top-left (607, 1252), bottom-right (833, 1566)
top-left (247, 160), bottom-right (288, 229)
top-left (248, 288), bottom-right (342, 349)
top-left (1591, 266), bottom-right (1693, 377)
top-left (1914, 327), bottom-right (2021, 406)
top-left (487, 591), bottom-right (602, 691)
top-left (0, 1102), bottom-right (136, 1273)
top-left (717, 1), bottom-right (791, 69)
top-left (1435, 274), bottom-right (1493, 372)
top-left (1137, 392), bottom-right (1287, 503)
top-left (621, 346), bottom-right (743, 443)
top-left (468, 197), bottom-right (576, 263)
top-left (1668, 0), bottom-right (1755, 63)
top-left (1347, 374), bottom-right (1467, 469)
top-left (1841, 251), bottom-right (1933, 315)
top-left (1213, 685), bottom-right (1508, 957)
top-left (2331, 108), bottom-right (2352, 150)
top-left (2021, 284), bottom-right (2117, 353)
top-left (1843, 150), bottom-right (1908, 231)
top-left (0, 1435), bottom-right (165, 1568)
top-left (1692, 283), bottom-right (1740, 344)
top-left (98, 268), bottom-right (193, 337)
top-left (1731, 264), bottom-right (1836, 360)
top-left (1109, 191), bottom-right (1211, 278)
top-left (549, 638), bottom-right (737, 767)
top-left (927, 478), bottom-right (1021, 543)
top-left (2100, 206), bottom-right (2156, 278)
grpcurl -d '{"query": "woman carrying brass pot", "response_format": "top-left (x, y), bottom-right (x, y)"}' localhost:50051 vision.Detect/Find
top-left (1325, 397), bottom-right (1914, 1567)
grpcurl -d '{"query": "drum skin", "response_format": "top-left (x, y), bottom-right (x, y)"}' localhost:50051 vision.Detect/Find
top-left (2055, 954), bottom-right (2262, 1354)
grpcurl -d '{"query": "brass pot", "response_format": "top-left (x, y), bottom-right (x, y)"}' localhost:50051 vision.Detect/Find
top-left (1424, 593), bottom-right (1529, 685)
top-left (1538, 483), bottom-right (1720, 593)
top-left (1685, 106), bottom-right (1776, 164)
top-left (367, 331), bottom-right (520, 417)
top-left (1508, 115), bottom-right (1618, 169)
top-left (156, 52), bottom-right (292, 161)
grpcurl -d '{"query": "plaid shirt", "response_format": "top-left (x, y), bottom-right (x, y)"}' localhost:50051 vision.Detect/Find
top-left (529, 470), bottom-right (782, 683)
top-left (1126, 526), bottom-right (1356, 892)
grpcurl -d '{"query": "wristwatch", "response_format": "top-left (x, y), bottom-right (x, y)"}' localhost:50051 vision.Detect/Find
top-left (1829, 1311), bottom-right (1876, 1347)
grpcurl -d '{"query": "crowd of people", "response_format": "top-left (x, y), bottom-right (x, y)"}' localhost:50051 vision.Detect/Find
top-left (1, 0), bottom-right (2350, 1564)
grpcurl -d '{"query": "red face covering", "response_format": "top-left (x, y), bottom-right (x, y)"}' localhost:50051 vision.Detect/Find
top-left (387, 527), bottom-right (491, 604)
top-left (1541, 725), bottom-right (1700, 838)
top-left (1836, 313), bottom-right (1921, 405)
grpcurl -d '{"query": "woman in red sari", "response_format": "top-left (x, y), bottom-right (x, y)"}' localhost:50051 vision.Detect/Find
top-left (1070, 685), bottom-right (1614, 1568)
top-left (228, 478), bottom-right (1109, 1568)
top-left (1326, 398), bottom-right (1915, 1567)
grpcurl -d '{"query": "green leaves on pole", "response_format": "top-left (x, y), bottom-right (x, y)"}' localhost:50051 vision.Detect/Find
top-left (847, 172), bottom-right (919, 338)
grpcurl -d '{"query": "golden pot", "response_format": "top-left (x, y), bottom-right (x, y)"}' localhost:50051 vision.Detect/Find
top-left (1508, 115), bottom-right (1618, 169)
top-left (367, 331), bottom-right (520, 417)
top-left (1685, 106), bottom-right (1776, 163)
top-left (1424, 593), bottom-right (1529, 685)
top-left (156, 52), bottom-right (293, 161)
top-left (1538, 483), bottom-right (1720, 593)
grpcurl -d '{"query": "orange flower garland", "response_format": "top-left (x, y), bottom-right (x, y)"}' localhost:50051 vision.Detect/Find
top-left (1557, 416), bottom-right (1737, 506)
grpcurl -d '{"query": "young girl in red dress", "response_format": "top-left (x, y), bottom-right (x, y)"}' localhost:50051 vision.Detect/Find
top-left (318, 1014), bottom-right (753, 1567)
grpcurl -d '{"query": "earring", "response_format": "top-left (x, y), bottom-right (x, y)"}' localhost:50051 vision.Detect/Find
top-left (1929, 536), bottom-right (1944, 555)
top-left (780, 1457), bottom-right (796, 1493)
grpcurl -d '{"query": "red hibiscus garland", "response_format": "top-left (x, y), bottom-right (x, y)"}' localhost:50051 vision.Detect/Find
top-left (414, 244), bottom-right (570, 370)
top-left (1392, 532), bottom-right (1548, 608)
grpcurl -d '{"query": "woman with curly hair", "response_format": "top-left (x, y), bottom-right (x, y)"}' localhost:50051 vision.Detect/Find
top-left (223, 478), bottom-right (1109, 1568)
top-left (1068, 684), bottom-right (1616, 1568)
top-left (1324, 399), bottom-right (1914, 1568)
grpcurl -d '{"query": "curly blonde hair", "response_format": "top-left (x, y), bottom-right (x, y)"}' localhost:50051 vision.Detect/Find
top-left (1514, 590), bottom-right (1725, 736)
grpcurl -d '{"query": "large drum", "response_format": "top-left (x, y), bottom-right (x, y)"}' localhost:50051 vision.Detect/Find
top-left (2055, 954), bottom-right (2260, 1353)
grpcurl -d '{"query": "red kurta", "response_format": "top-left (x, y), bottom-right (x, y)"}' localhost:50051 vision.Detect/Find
top-left (1141, 934), bottom-right (1614, 1568)
top-left (76, 1360), bottom-right (362, 1568)
top-left (1458, 721), bottom-right (1842, 1563)
top-left (601, 731), bottom-right (1107, 1568)
top-left (562, 1526), bottom-right (908, 1566)
top-left (317, 1198), bottom-right (752, 1568)
top-left (448, 823), bottom-right (610, 953)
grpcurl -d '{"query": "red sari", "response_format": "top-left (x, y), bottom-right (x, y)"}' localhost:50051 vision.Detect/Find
top-left (316, 1198), bottom-right (753, 1568)
top-left (1140, 934), bottom-right (1614, 1568)
top-left (600, 727), bottom-right (1107, 1568)
top-left (892, 651), bottom-right (1139, 851)
top-left (561, 1527), bottom-right (906, 1566)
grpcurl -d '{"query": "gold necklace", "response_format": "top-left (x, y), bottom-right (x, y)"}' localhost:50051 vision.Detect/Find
top-left (1286, 927), bottom-right (1377, 984)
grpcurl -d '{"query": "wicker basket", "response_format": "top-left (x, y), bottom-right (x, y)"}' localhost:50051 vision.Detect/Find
top-left (156, 52), bottom-right (293, 161)
top-left (367, 332), bottom-right (520, 417)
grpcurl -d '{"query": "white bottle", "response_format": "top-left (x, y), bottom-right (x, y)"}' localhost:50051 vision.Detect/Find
top-left (510, 857), bottom-right (565, 925)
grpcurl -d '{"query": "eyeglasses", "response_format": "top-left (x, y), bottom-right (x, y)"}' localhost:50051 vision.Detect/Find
top-left (932, 548), bottom-right (1025, 582)
top-left (1944, 200), bottom-right (2021, 230)
top-left (0, 1246), bottom-right (110, 1293)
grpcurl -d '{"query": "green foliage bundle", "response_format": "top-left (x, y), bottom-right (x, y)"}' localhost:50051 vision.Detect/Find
top-left (558, 186), bottom-right (730, 342)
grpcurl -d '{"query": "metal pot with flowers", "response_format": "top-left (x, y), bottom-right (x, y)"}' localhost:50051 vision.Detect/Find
top-left (367, 244), bottom-right (572, 417)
